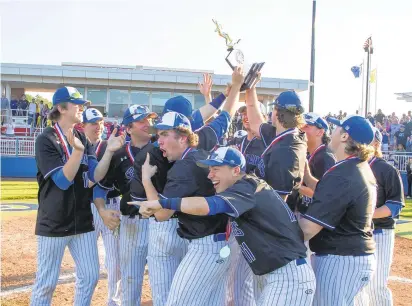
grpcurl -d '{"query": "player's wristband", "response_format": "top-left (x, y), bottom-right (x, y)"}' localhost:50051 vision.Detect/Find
top-left (159, 198), bottom-right (182, 211)
top-left (209, 93), bottom-right (226, 109)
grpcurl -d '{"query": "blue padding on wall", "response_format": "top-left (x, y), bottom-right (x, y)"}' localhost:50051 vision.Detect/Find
top-left (400, 172), bottom-right (408, 196)
top-left (1, 156), bottom-right (37, 178)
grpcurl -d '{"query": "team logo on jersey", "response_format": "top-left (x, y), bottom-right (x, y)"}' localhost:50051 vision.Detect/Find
top-left (231, 221), bottom-right (244, 237)
top-left (361, 277), bottom-right (369, 282)
top-left (215, 259), bottom-right (225, 264)
top-left (80, 154), bottom-right (88, 166)
top-left (305, 289), bottom-right (313, 294)
top-left (125, 166), bottom-right (134, 180)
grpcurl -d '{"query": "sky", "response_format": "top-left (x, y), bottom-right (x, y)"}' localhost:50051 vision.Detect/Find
top-left (1, 0), bottom-right (412, 116)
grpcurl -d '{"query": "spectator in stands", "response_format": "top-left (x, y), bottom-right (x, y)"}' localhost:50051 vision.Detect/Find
top-left (406, 135), bottom-right (412, 152)
top-left (18, 94), bottom-right (29, 116)
top-left (10, 95), bottom-right (18, 116)
top-left (337, 110), bottom-right (343, 120)
top-left (39, 100), bottom-right (44, 123)
top-left (407, 158), bottom-right (412, 198)
top-left (41, 104), bottom-right (50, 127)
top-left (390, 112), bottom-right (399, 123)
top-left (377, 122), bottom-right (390, 151)
top-left (367, 112), bottom-right (375, 126)
top-left (374, 109), bottom-right (385, 125)
top-left (401, 113), bottom-right (409, 124)
top-left (396, 143), bottom-right (406, 152)
top-left (395, 124), bottom-right (407, 150)
top-left (1, 93), bottom-right (10, 125)
top-left (28, 98), bottom-right (37, 127)
top-left (4, 120), bottom-right (15, 136)
top-left (389, 118), bottom-right (401, 150)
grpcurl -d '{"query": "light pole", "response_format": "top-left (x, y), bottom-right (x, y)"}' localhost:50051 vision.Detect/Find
top-left (308, 0), bottom-right (316, 112)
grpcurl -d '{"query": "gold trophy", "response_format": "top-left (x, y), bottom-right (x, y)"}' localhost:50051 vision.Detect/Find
top-left (212, 19), bottom-right (265, 91)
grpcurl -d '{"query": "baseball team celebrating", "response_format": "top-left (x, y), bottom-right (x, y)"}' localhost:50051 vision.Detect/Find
top-left (30, 66), bottom-right (404, 306)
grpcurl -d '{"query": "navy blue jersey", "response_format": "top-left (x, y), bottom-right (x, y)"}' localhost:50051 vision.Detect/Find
top-left (369, 157), bottom-right (405, 229)
top-left (161, 149), bottom-right (228, 239)
top-left (259, 123), bottom-right (307, 210)
top-left (308, 144), bottom-right (336, 180)
top-left (35, 127), bottom-right (96, 237)
top-left (92, 140), bottom-right (120, 199)
top-left (303, 158), bottom-right (376, 255)
top-left (228, 135), bottom-right (265, 178)
top-left (99, 142), bottom-right (151, 216)
top-left (217, 176), bottom-right (307, 275)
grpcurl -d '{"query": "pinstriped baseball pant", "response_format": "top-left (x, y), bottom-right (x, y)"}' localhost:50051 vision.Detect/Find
top-left (91, 198), bottom-right (121, 306)
top-left (355, 229), bottom-right (395, 306)
top-left (147, 217), bottom-right (188, 306)
top-left (312, 254), bottom-right (376, 306)
top-left (119, 216), bottom-right (149, 306)
top-left (225, 235), bottom-right (256, 306)
top-left (166, 235), bottom-right (230, 306)
top-left (30, 231), bottom-right (100, 306)
top-left (254, 259), bottom-right (316, 306)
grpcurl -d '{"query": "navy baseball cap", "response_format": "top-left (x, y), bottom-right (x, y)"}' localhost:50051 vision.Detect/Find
top-left (327, 115), bottom-right (374, 145)
top-left (155, 111), bottom-right (192, 131)
top-left (162, 96), bottom-right (193, 119)
top-left (122, 105), bottom-right (157, 126)
top-left (374, 128), bottom-right (383, 143)
top-left (53, 86), bottom-right (90, 106)
top-left (197, 147), bottom-right (246, 171)
top-left (83, 108), bottom-right (103, 123)
top-left (268, 91), bottom-right (304, 114)
top-left (304, 112), bottom-right (329, 131)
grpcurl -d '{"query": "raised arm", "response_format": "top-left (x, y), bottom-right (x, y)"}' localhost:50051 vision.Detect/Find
top-left (245, 77), bottom-right (265, 137)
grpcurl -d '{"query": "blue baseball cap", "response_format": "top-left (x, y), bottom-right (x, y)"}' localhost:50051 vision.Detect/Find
top-left (268, 91), bottom-right (304, 114)
top-left (327, 115), bottom-right (374, 145)
top-left (304, 112), bottom-right (329, 131)
top-left (122, 105), bottom-right (157, 126)
top-left (197, 147), bottom-right (246, 171)
top-left (155, 111), bottom-right (192, 131)
top-left (83, 108), bottom-right (103, 123)
top-left (162, 96), bottom-right (193, 119)
top-left (53, 86), bottom-right (90, 106)
top-left (374, 128), bottom-right (383, 143)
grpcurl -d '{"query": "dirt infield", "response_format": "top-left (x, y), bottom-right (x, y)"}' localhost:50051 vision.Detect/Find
top-left (1, 213), bottom-right (412, 305)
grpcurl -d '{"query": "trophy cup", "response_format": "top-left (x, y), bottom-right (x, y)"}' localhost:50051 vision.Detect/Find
top-left (212, 19), bottom-right (265, 92)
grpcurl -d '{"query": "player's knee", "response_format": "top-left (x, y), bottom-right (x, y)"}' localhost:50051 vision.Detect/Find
top-left (83, 266), bottom-right (100, 288)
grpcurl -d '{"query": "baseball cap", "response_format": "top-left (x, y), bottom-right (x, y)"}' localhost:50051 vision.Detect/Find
top-left (374, 128), bottom-right (382, 143)
top-left (234, 130), bottom-right (248, 138)
top-left (326, 115), bottom-right (374, 145)
top-left (162, 96), bottom-right (193, 119)
top-left (268, 91), bottom-right (304, 115)
top-left (304, 112), bottom-right (329, 131)
top-left (155, 111), bottom-right (192, 131)
top-left (197, 147), bottom-right (246, 171)
top-left (238, 102), bottom-right (267, 116)
top-left (122, 105), bottom-right (157, 126)
top-left (53, 86), bottom-right (90, 106)
top-left (83, 108), bottom-right (103, 123)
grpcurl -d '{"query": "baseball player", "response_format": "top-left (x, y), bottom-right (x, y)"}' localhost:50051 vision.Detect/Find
top-left (131, 147), bottom-right (316, 306)
top-left (130, 75), bottom-right (241, 306)
top-left (82, 108), bottom-right (121, 306)
top-left (228, 104), bottom-right (266, 179)
top-left (355, 129), bottom-right (405, 306)
top-left (298, 115), bottom-right (377, 306)
top-left (245, 87), bottom-right (307, 212)
top-left (298, 113), bottom-right (336, 211)
top-left (225, 103), bottom-right (267, 306)
top-left (134, 112), bottom-right (229, 306)
top-left (93, 105), bottom-right (157, 306)
top-left (30, 87), bottom-right (124, 306)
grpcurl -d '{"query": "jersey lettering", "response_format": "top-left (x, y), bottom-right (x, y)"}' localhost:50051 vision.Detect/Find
top-left (240, 242), bottom-right (256, 263)
top-left (231, 221), bottom-right (245, 237)
top-left (125, 166), bottom-right (134, 181)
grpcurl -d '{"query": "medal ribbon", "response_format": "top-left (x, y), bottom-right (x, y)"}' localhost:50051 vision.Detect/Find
top-left (54, 123), bottom-right (71, 160)
top-left (323, 154), bottom-right (359, 177)
top-left (261, 128), bottom-right (298, 157)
